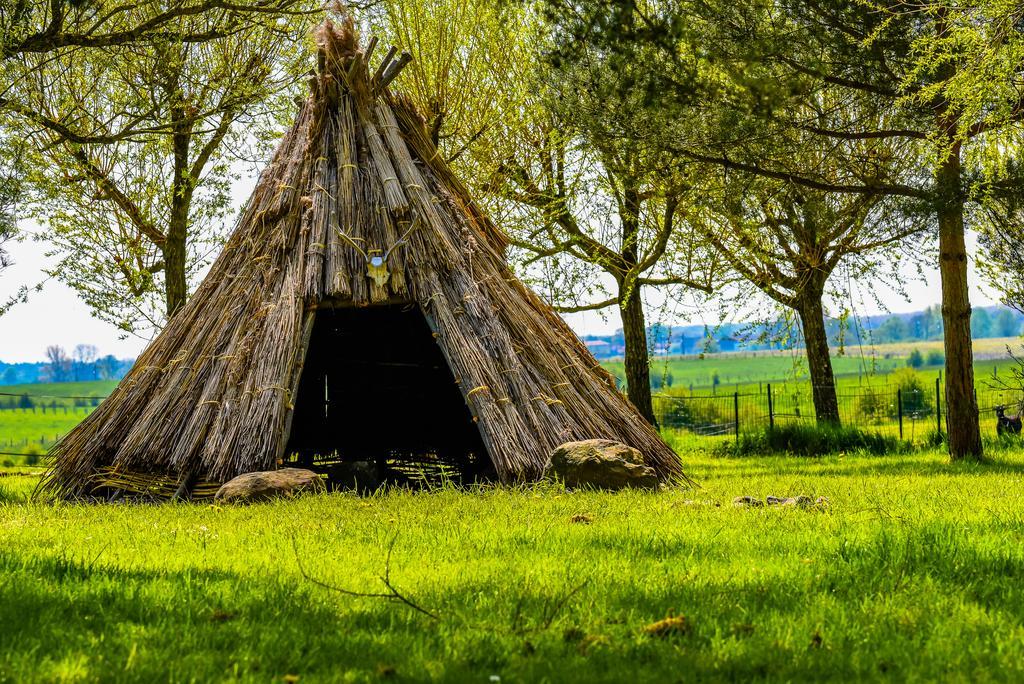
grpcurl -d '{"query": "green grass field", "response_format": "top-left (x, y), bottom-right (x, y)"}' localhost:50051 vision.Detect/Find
top-left (0, 408), bottom-right (95, 459)
top-left (603, 344), bottom-right (1021, 393)
top-left (0, 380), bottom-right (117, 407)
top-left (0, 381), bottom-right (113, 461)
top-left (4, 443), bottom-right (1024, 682)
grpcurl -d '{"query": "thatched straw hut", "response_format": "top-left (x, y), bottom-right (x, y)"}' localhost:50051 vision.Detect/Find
top-left (39, 20), bottom-right (686, 500)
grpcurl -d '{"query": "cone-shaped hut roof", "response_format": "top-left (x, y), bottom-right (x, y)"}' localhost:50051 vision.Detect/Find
top-left (39, 20), bottom-right (686, 499)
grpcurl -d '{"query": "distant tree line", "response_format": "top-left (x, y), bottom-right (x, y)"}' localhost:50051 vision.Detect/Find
top-left (583, 305), bottom-right (1023, 360)
top-left (0, 345), bottom-right (132, 385)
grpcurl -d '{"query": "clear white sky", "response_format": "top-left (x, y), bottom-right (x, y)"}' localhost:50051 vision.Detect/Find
top-left (0, 163), bottom-right (1001, 364)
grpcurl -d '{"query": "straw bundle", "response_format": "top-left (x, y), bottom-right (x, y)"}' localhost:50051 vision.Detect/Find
top-left (38, 18), bottom-right (687, 500)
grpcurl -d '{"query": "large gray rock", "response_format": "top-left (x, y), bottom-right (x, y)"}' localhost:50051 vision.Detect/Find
top-left (546, 439), bottom-right (658, 490)
top-left (215, 468), bottom-right (325, 503)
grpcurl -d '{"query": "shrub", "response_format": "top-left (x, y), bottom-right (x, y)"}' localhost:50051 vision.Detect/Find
top-left (890, 368), bottom-right (933, 418)
top-left (855, 386), bottom-right (891, 424)
top-left (926, 350), bottom-right (945, 366)
top-left (658, 396), bottom-right (734, 434)
top-left (907, 349), bottom-right (924, 368)
top-left (727, 424), bottom-right (908, 457)
top-left (1, 459), bottom-right (13, 468)
top-left (22, 443), bottom-right (44, 467)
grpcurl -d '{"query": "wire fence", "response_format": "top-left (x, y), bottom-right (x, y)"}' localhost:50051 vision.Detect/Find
top-left (0, 391), bottom-right (104, 460)
top-left (2, 380), bottom-right (1023, 461)
top-left (654, 379), bottom-right (1024, 443)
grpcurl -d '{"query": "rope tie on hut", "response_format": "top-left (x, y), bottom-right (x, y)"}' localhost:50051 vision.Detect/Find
top-left (256, 386), bottom-right (290, 394)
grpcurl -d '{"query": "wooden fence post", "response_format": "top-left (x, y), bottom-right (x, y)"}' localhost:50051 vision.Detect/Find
top-left (897, 388), bottom-right (904, 440)
top-left (935, 377), bottom-right (942, 437)
top-left (733, 392), bottom-right (740, 442)
top-left (767, 383), bottom-right (774, 431)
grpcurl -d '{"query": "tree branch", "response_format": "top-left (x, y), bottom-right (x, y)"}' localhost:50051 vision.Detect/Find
top-left (69, 147), bottom-right (164, 245)
top-left (678, 149), bottom-right (928, 199)
top-left (4, 0), bottom-right (315, 57)
top-left (552, 297), bottom-right (617, 313)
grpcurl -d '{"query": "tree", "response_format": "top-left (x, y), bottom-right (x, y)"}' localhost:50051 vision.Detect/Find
top-left (978, 165), bottom-right (1024, 315)
top-left (909, 306), bottom-right (944, 341)
top-left (875, 317), bottom-right (910, 344)
top-left (972, 308), bottom-right (993, 339)
top-left (538, 0), bottom-right (1024, 459)
top-left (72, 343), bottom-right (98, 380)
top-left (95, 354), bottom-right (121, 380)
top-left (44, 345), bottom-right (71, 382)
top-left (995, 310), bottom-right (1021, 338)
top-left (0, 131), bottom-right (20, 273)
top-left (493, 48), bottom-right (719, 423)
top-left (4, 2), bottom-right (315, 329)
top-left (1, 366), bottom-right (18, 384)
top-left (361, 0), bottom-right (531, 168)
top-left (696, 165), bottom-right (923, 424)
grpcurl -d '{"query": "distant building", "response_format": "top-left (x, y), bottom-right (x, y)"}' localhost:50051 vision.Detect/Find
top-left (718, 336), bottom-right (739, 352)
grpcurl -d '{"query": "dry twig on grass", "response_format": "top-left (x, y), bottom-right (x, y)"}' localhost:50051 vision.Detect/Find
top-left (292, 535), bottom-right (440, 620)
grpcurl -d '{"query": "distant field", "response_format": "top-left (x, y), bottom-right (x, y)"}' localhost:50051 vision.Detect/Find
top-left (0, 381), bottom-right (112, 463)
top-left (602, 337), bottom-right (1022, 391)
top-left (0, 409), bottom-right (96, 462)
top-left (0, 380), bottom-right (117, 408)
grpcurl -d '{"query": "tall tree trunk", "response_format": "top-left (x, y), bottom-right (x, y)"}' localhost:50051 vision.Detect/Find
top-left (163, 209), bottom-right (188, 316)
top-left (796, 290), bottom-right (840, 425)
top-left (936, 141), bottom-right (982, 459)
top-left (164, 113), bottom-right (191, 318)
top-left (619, 280), bottom-right (656, 425)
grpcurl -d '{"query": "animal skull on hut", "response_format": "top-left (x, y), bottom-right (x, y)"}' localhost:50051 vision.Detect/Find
top-left (366, 250), bottom-right (390, 288)
top-left (334, 216), bottom-right (420, 289)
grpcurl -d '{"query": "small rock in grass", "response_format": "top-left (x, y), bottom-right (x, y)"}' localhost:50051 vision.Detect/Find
top-left (733, 496), bottom-right (764, 507)
top-left (766, 495), bottom-right (813, 508)
top-left (682, 499), bottom-right (721, 508)
top-left (643, 615), bottom-right (690, 638)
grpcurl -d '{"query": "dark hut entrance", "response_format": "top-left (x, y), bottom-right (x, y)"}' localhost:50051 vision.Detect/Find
top-left (282, 303), bottom-right (494, 489)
